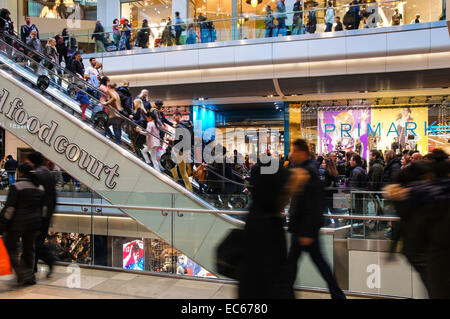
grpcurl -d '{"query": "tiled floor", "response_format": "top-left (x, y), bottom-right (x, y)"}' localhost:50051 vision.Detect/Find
top-left (0, 265), bottom-right (365, 299)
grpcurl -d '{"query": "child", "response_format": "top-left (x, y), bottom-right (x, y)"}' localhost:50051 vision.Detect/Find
top-left (75, 87), bottom-right (90, 121)
top-left (138, 112), bottom-right (161, 172)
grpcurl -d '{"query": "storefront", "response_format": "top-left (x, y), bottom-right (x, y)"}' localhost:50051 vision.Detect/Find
top-left (287, 97), bottom-right (450, 159)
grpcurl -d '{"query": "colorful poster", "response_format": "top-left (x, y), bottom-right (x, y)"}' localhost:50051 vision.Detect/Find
top-left (177, 255), bottom-right (215, 278)
top-left (370, 107), bottom-right (428, 154)
top-left (318, 109), bottom-right (371, 158)
top-left (123, 240), bottom-right (144, 271)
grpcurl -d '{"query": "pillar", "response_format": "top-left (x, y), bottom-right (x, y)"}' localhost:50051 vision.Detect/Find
top-left (97, 0), bottom-right (120, 28)
top-left (231, 0), bottom-right (238, 40)
top-left (172, 0), bottom-right (189, 23)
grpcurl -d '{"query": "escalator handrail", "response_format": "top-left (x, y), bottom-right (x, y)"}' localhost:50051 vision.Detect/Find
top-left (0, 35), bottom-right (172, 148)
top-left (1, 31), bottom-right (252, 189)
top-left (0, 30), bottom-right (107, 100)
top-left (0, 40), bottom-right (251, 212)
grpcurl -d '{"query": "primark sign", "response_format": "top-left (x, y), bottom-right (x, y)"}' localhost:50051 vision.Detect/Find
top-left (0, 89), bottom-right (120, 189)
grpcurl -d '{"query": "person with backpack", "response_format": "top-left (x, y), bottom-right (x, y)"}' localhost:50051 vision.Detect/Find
top-left (74, 86), bottom-right (90, 121)
top-left (172, 111), bottom-right (193, 191)
top-left (136, 19), bottom-right (150, 49)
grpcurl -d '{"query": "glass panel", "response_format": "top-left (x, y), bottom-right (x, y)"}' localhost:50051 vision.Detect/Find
top-left (37, 0), bottom-right (445, 54)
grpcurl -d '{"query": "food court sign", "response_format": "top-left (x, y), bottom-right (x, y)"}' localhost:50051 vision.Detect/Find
top-left (0, 89), bottom-right (120, 189)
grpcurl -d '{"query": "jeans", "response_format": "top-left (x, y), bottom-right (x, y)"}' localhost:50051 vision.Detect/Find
top-left (288, 234), bottom-right (346, 299)
top-left (105, 117), bottom-right (122, 145)
top-left (7, 172), bottom-right (15, 185)
top-left (325, 22), bottom-right (333, 32)
top-left (142, 146), bottom-right (161, 172)
top-left (265, 27), bottom-right (273, 38)
top-left (276, 19), bottom-right (287, 36)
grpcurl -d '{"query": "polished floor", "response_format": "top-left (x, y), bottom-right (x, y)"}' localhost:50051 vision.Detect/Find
top-left (0, 265), bottom-right (366, 299)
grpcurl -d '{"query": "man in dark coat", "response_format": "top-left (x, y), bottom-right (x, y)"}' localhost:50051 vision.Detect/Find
top-left (1, 163), bottom-right (46, 285)
top-left (368, 150), bottom-right (385, 191)
top-left (287, 139), bottom-right (346, 299)
top-left (28, 152), bottom-right (57, 278)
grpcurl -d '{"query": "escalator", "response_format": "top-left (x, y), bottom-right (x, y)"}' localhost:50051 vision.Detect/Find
top-left (0, 32), bottom-right (248, 275)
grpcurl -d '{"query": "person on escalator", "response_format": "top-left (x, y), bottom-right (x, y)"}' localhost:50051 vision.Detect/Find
top-left (172, 111), bottom-right (193, 192)
top-left (151, 99), bottom-right (174, 140)
top-left (74, 87), bottom-right (90, 121)
top-left (71, 51), bottom-right (85, 80)
top-left (137, 112), bottom-right (161, 172)
top-left (103, 83), bottom-right (123, 145)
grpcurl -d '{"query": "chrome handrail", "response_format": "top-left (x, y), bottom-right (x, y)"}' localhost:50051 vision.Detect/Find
top-left (0, 200), bottom-right (400, 221)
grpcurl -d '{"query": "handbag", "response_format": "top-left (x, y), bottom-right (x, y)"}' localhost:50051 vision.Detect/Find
top-left (0, 236), bottom-right (12, 276)
top-left (215, 228), bottom-right (245, 280)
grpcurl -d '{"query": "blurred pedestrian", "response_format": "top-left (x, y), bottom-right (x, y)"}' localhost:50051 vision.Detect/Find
top-left (28, 152), bottom-right (56, 279)
top-left (4, 155), bottom-right (18, 186)
top-left (239, 164), bottom-right (297, 299)
top-left (287, 139), bottom-right (346, 299)
top-left (1, 163), bottom-right (46, 285)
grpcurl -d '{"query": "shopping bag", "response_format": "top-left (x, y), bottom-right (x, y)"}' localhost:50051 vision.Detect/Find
top-left (215, 229), bottom-right (245, 280)
top-left (0, 236), bottom-right (12, 276)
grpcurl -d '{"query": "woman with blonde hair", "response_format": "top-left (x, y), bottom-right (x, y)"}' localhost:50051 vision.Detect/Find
top-left (137, 89), bottom-right (151, 110)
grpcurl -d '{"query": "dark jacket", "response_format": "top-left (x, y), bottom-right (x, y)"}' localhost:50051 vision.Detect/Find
top-left (21, 24), bottom-right (39, 43)
top-left (2, 178), bottom-right (46, 232)
top-left (4, 158), bottom-right (18, 173)
top-left (349, 166), bottom-right (367, 189)
top-left (92, 23), bottom-right (105, 42)
top-left (383, 157), bottom-right (401, 185)
top-left (239, 166), bottom-right (294, 299)
top-left (0, 9), bottom-right (14, 35)
top-left (368, 158), bottom-right (385, 191)
top-left (137, 26), bottom-right (150, 48)
top-left (34, 166), bottom-right (57, 220)
top-left (71, 58), bottom-right (85, 78)
top-left (116, 86), bottom-right (133, 116)
top-left (56, 41), bottom-right (68, 65)
top-left (288, 159), bottom-right (325, 237)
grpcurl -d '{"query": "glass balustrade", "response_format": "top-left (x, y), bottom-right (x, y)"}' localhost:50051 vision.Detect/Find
top-left (36, 0), bottom-right (446, 56)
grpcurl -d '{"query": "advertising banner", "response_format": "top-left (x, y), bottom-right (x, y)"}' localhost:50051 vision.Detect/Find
top-left (370, 107), bottom-right (428, 154)
top-left (318, 109), bottom-right (371, 158)
top-left (123, 240), bottom-right (144, 271)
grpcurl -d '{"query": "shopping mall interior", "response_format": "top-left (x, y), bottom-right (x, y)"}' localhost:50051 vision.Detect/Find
top-left (0, 0), bottom-right (449, 302)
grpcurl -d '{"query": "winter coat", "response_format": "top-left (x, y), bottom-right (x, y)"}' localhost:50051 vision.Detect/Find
top-left (4, 158), bottom-right (18, 173)
top-left (368, 159), bottom-right (385, 191)
top-left (2, 178), bottom-right (46, 232)
top-left (349, 166), bottom-right (367, 189)
top-left (383, 157), bottom-right (401, 184)
top-left (288, 159), bottom-right (325, 238)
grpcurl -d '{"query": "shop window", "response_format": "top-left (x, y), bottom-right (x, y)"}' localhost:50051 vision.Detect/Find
top-left (24, 0), bottom-right (97, 21)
